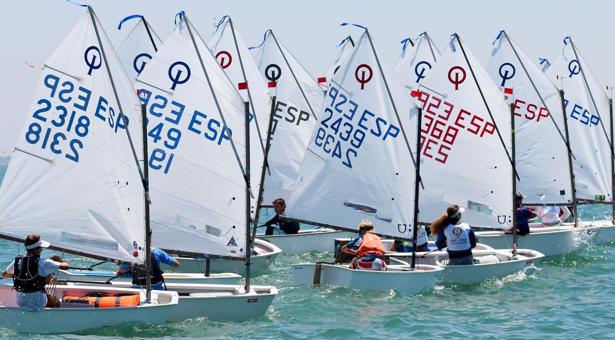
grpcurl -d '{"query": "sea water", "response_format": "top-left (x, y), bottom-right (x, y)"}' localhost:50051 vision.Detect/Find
top-left (0, 162), bottom-right (614, 339)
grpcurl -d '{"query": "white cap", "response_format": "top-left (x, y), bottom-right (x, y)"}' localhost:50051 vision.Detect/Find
top-left (25, 239), bottom-right (50, 250)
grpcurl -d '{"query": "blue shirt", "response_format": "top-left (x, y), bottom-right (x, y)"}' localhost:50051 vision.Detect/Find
top-left (515, 207), bottom-right (534, 236)
top-left (346, 236), bottom-right (363, 250)
top-left (119, 248), bottom-right (176, 273)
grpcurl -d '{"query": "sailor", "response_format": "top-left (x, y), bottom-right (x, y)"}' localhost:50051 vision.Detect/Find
top-left (1, 234), bottom-right (70, 311)
top-left (389, 225), bottom-right (429, 252)
top-left (116, 247), bottom-right (180, 290)
top-left (540, 205), bottom-right (571, 227)
top-left (341, 220), bottom-right (387, 271)
top-left (513, 192), bottom-right (537, 235)
top-left (431, 205), bottom-right (477, 265)
top-left (264, 198), bottom-right (300, 235)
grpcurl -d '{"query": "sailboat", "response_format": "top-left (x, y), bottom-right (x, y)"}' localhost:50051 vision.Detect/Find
top-left (0, 7), bottom-right (179, 334)
top-left (538, 57), bottom-right (551, 72)
top-left (547, 37), bottom-right (615, 245)
top-left (392, 33), bottom-right (544, 284)
top-left (56, 14), bottom-right (241, 284)
top-left (477, 33), bottom-right (613, 252)
top-left (249, 29), bottom-right (355, 254)
top-left (108, 11), bottom-right (278, 320)
top-left (288, 25), bottom-right (443, 293)
top-left (474, 31), bottom-right (588, 256)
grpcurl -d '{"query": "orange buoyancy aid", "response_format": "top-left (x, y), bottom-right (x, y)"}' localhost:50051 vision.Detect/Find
top-left (62, 294), bottom-right (140, 308)
top-left (357, 232), bottom-right (385, 256)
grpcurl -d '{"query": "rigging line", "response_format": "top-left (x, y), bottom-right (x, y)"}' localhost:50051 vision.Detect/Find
top-left (88, 8), bottom-right (146, 186)
top-left (503, 32), bottom-right (576, 160)
top-left (183, 14), bottom-right (248, 179)
top-left (454, 33), bottom-right (519, 181)
top-left (424, 32), bottom-right (438, 63)
top-left (270, 31), bottom-right (319, 121)
top-left (142, 18), bottom-right (159, 52)
top-left (364, 28), bottom-right (423, 188)
top-left (569, 39), bottom-right (613, 150)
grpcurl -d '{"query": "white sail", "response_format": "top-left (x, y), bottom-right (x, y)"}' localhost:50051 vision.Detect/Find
top-left (414, 35), bottom-right (513, 228)
top-left (321, 36), bottom-right (355, 91)
top-left (395, 32), bottom-right (441, 93)
top-left (287, 30), bottom-right (417, 239)
top-left (251, 30), bottom-right (325, 204)
top-left (545, 37), bottom-right (612, 202)
top-left (0, 11), bottom-right (146, 263)
top-left (487, 31), bottom-right (572, 204)
top-left (117, 14), bottom-right (163, 82)
top-left (208, 16), bottom-right (269, 213)
top-left (135, 13), bottom-right (248, 257)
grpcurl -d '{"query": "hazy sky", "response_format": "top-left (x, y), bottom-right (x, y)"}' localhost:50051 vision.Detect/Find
top-left (1, 0), bottom-right (613, 153)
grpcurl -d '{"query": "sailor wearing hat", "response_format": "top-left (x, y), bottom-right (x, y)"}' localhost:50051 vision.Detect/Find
top-left (1, 234), bottom-right (69, 311)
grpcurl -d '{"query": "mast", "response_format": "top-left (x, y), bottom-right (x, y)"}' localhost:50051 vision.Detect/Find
top-left (88, 6), bottom-right (152, 298)
top-left (251, 96), bottom-right (278, 241)
top-left (510, 102), bottom-right (518, 255)
top-left (611, 97), bottom-right (615, 223)
top-left (244, 102), bottom-right (252, 292)
top-left (560, 89), bottom-right (579, 227)
top-left (142, 18), bottom-right (158, 53)
top-left (411, 107), bottom-right (423, 269)
top-left (141, 103), bottom-right (153, 302)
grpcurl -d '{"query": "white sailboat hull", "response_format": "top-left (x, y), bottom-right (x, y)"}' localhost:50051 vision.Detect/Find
top-left (258, 228), bottom-right (356, 254)
top-left (581, 220), bottom-right (615, 245)
top-left (475, 226), bottom-right (587, 256)
top-left (291, 263), bottom-right (443, 294)
top-left (166, 238), bottom-right (282, 276)
top-left (0, 284), bottom-right (178, 334)
top-left (57, 269), bottom-right (241, 285)
top-left (69, 282), bottom-right (278, 322)
top-left (389, 248), bottom-right (544, 284)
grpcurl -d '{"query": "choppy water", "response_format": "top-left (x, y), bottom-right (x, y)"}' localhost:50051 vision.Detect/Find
top-left (1, 163), bottom-right (615, 339)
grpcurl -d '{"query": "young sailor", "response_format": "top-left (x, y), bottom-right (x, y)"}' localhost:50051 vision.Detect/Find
top-left (431, 205), bottom-right (477, 265)
top-left (1, 235), bottom-right (69, 311)
top-left (539, 205), bottom-right (572, 227)
top-left (264, 198), bottom-right (300, 235)
top-left (512, 192), bottom-right (537, 235)
top-left (116, 247), bottom-right (180, 290)
top-left (341, 220), bottom-right (387, 271)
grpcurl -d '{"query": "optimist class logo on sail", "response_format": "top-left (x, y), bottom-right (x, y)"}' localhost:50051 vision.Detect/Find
top-left (24, 45), bottom-right (130, 164)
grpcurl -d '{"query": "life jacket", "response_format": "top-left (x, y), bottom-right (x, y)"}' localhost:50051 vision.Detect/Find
top-left (13, 255), bottom-right (46, 293)
top-left (443, 223), bottom-right (472, 252)
top-left (541, 206), bottom-right (561, 226)
top-left (357, 232), bottom-right (385, 257)
top-left (515, 208), bottom-right (531, 235)
top-left (132, 253), bottom-right (164, 286)
top-left (62, 294), bottom-right (140, 308)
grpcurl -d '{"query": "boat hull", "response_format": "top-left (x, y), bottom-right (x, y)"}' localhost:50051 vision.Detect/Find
top-left (0, 284), bottom-right (178, 334)
top-left (582, 221), bottom-right (615, 245)
top-left (475, 226), bottom-right (586, 256)
top-left (291, 263), bottom-right (443, 294)
top-left (389, 248), bottom-right (544, 284)
top-left (258, 228), bottom-right (356, 254)
top-left (56, 270), bottom-right (241, 285)
top-left (165, 238), bottom-right (282, 276)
